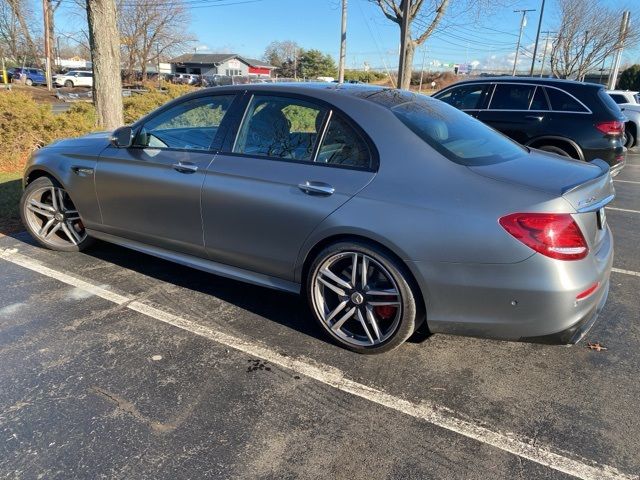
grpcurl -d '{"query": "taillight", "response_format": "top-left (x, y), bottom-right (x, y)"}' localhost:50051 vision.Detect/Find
top-left (595, 120), bottom-right (624, 135)
top-left (499, 213), bottom-right (588, 260)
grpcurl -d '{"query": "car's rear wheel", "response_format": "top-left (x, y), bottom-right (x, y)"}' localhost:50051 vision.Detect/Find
top-left (307, 241), bottom-right (420, 354)
top-left (25, 78), bottom-right (33, 86)
top-left (64, 80), bottom-right (73, 88)
top-left (20, 176), bottom-right (93, 252)
top-left (538, 144), bottom-right (572, 158)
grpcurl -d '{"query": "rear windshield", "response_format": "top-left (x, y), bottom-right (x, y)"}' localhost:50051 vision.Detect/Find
top-left (383, 92), bottom-right (525, 165)
top-left (598, 89), bottom-right (624, 117)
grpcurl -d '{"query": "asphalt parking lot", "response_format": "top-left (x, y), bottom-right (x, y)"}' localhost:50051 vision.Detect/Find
top-left (1, 154), bottom-right (639, 480)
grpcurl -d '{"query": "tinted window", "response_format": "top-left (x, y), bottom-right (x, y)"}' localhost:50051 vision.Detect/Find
top-left (489, 84), bottom-right (536, 110)
top-left (234, 95), bottom-right (326, 161)
top-left (135, 95), bottom-right (234, 150)
top-left (609, 94), bottom-right (627, 104)
top-left (79, 72), bottom-right (93, 77)
top-left (436, 84), bottom-right (486, 110)
top-left (545, 87), bottom-right (588, 112)
top-left (317, 114), bottom-right (371, 169)
top-left (530, 87), bottom-right (549, 110)
top-left (391, 94), bottom-right (525, 166)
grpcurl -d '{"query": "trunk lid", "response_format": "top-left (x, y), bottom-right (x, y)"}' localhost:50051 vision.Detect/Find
top-left (470, 150), bottom-right (615, 251)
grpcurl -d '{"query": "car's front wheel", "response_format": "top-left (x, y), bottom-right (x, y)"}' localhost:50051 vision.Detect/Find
top-left (20, 176), bottom-right (93, 252)
top-left (64, 80), bottom-right (73, 88)
top-left (307, 241), bottom-right (421, 354)
top-left (25, 78), bottom-right (33, 86)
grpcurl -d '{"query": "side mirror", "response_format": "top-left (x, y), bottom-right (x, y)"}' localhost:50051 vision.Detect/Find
top-left (111, 126), bottom-right (134, 148)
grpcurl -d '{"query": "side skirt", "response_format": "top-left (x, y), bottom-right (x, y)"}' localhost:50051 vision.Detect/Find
top-left (86, 229), bottom-right (301, 294)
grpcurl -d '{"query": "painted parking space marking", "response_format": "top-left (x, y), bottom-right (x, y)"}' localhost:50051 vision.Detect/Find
top-left (606, 206), bottom-right (640, 214)
top-left (614, 179), bottom-right (640, 184)
top-left (0, 247), bottom-right (636, 480)
top-left (612, 267), bottom-right (640, 278)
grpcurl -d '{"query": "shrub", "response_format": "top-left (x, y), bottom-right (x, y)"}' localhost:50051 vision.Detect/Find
top-left (123, 83), bottom-right (194, 123)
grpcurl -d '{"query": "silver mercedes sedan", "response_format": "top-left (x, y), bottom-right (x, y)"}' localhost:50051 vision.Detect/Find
top-left (20, 84), bottom-right (615, 353)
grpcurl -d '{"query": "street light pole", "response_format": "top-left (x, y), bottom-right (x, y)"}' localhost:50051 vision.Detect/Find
top-left (512, 9), bottom-right (535, 76)
top-left (529, 0), bottom-right (545, 76)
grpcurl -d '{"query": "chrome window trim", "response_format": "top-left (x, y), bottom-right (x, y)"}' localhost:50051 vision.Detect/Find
top-left (439, 81), bottom-right (592, 114)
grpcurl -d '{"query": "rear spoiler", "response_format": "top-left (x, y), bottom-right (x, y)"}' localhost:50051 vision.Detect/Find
top-left (561, 159), bottom-right (610, 195)
top-left (562, 159), bottom-right (615, 213)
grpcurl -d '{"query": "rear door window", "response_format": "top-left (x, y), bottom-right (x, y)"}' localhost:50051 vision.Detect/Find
top-left (233, 95), bottom-right (327, 162)
top-left (316, 114), bottom-right (371, 169)
top-left (530, 87), bottom-right (549, 110)
top-left (489, 84), bottom-right (536, 110)
top-left (436, 84), bottom-right (488, 110)
top-left (545, 87), bottom-right (588, 112)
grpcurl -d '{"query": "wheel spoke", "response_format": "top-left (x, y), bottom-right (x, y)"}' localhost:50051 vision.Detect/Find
top-left (62, 222), bottom-right (82, 244)
top-left (367, 301), bottom-right (400, 307)
top-left (331, 306), bottom-right (356, 332)
top-left (50, 187), bottom-right (59, 211)
top-left (356, 308), bottom-right (375, 344)
top-left (365, 305), bottom-right (383, 341)
top-left (318, 268), bottom-right (351, 295)
top-left (351, 253), bottom-right (358, 288)
top-left (361, 255), bottom-right (368, 290)
top-left (65, 209), bottom-right (80, 221)
top-left (27, 200), bottom-right (55, 217)
top-left (365, 289), bottom-right (399, 296)
top-left (324, 299), bottom-right (348, 323)
top-left (57, 189), bottom-right (66, 212)
top-left (44, 221), bottom-right (62, 239)
top-left (38, 218), bottom-right (56, 236)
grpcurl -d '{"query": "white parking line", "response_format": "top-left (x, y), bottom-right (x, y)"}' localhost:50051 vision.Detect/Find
top-left (0, 247), bottom-right (636, 480)
top-left (614, 179), bottom-right (640, 184)
top-left (612, 267), bottom-right (640, 277)
top-left (606, 206), bottom-right (640, 214)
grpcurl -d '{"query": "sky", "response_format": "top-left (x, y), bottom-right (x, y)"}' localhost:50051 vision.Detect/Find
top-left (54, 0), bottom-right (640, 73)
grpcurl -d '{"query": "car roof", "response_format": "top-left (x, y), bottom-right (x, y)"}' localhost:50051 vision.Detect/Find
top-left (442, 76), bottom-right (604, 91)
top-left (199, 82), bottom-right (387, 98)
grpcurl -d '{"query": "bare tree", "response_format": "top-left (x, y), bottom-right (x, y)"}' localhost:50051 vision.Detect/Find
top-left (118, 0), bottom-right (193, 81)
top-left (550, 0), bottom-right (639, 79)
top-left (86, 0), bottom-right (123, 129)
top-left (370, 0), bottom-right (511, 89)
top-left (1, 0), bottom-right (39, 63)
top-left (263, 40), bottom-right (300, 78)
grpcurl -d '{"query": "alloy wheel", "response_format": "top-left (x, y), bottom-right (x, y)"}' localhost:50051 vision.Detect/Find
top-left (23, 186), bottom-right (87, 247)
top-left (311, 251), bottom-right (403, 347)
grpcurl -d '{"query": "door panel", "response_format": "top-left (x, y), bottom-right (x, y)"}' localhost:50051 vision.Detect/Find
top-left (95, 147), bottom-right (212, 257)
top-left (201, 155), bottom-right (375, 280)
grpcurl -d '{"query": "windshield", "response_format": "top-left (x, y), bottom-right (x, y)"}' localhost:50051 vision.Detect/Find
top-left (382, 91), bottom-right (526, 166)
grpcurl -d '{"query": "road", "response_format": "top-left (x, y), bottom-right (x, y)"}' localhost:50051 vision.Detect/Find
top-left (0, 154), bottom-right (639, 479)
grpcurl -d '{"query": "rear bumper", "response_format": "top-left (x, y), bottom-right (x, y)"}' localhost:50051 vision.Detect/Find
top-left (409, 227), bottom-right (613, 343)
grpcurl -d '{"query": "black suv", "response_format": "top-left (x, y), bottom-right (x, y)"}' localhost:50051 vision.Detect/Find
top-left (433, 77), bottom-right (626, 174)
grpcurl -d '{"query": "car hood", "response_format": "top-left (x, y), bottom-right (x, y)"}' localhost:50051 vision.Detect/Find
top-left (46, 131), bottom-right (112, 151)
top-left (468, 149), bottom-right (614, 211)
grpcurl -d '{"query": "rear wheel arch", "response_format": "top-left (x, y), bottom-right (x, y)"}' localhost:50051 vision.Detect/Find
top-left (625, 121), bottom-right (637, 147)
top-left (526, 137), bottom-right (583, 160)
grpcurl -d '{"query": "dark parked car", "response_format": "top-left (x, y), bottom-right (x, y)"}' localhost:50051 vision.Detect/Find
top-left (433, 77), bottom-right (626, 174)
top-left (11, 67), bottom-right (47, 86)
top-left (21, 84), bottom-right (615, 353)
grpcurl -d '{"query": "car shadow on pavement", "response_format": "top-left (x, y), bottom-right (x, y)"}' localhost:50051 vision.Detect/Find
top-left (81, 240), bottom-right (430, 346)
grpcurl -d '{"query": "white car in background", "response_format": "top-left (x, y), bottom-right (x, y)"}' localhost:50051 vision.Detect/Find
top-left (608, 89), bottom-right (640, 148)
top-left (53, 71), bottom-right (93, 88)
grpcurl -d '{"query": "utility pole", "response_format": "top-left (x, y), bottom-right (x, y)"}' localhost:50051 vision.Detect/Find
top-left (338, 0), bottom-right (347, 83)
top-left (578, 30), bottom-right (589, 81)
top-left (397, 0), bottom-right (411, 89)
top-left (538, 31), bottom-right (554, 77)
top-left (156, 44), bottom-right (161, 88)
top-left (42, 0), bottom-right (52, 90)
top-left (512, 9), bottom-right (535, 76)
top-left (608, 11), bottom-right (631, 90)
top-left (529, 0), bottom-right (545, 76)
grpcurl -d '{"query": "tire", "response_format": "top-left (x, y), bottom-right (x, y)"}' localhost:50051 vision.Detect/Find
top-left (306, 241), bottom-right (421, 354)
top-left (20, 176), bottom-right (93, 252)
top-left (623, 130), bottom-right (635, 149)
top-left (538, 144), bottom-right (572, 158)
top-left (64, 80), bottom-right (74, 88)
top-left (25, 78), bottom-right (33, 86)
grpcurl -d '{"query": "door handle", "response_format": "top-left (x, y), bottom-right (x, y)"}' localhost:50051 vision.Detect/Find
top-left (172, 162), bottom-right (198, 174)
top-left (71, 166), bottom-right (94, 176)
top-left (298, 181), bottom-right (335, 196)
top-left (525, 115), bottom-right (544, 122)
